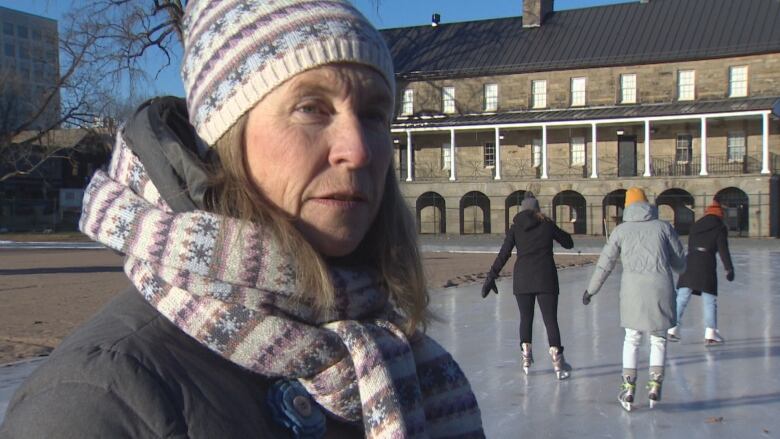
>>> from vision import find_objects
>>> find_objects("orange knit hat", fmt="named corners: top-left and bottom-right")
top-left (624, 187), bottom-right (648, 208)
top-left (704, 200), bottom-right (724, 218)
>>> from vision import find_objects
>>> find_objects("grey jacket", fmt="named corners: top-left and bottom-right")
top-left (587, 202), bottom-right (686, 332)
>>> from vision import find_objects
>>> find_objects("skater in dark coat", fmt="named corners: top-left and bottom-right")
top-left (481, 193), bottom-right (574, 379)
top-left (668, 200), bottom-right (734, 344)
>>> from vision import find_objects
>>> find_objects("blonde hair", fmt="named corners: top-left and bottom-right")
top-left (207, 114), bottom-right (429, 333)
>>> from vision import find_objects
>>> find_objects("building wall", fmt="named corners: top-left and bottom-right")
top-left (399, 53), bottom-right (780, 114)
top-left (0, 6), bottom-right (60, 132)
top-left (399, 175), bottom-right (773, 237)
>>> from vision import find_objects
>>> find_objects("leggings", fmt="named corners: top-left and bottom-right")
top-left (514, 293), bottom-right (561, 348)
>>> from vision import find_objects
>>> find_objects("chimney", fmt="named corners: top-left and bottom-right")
top-left (523, 0), bottom-right (554, 28)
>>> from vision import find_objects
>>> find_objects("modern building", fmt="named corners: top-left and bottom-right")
top-left (0, 6), bottom-right (60, 133)
top-left (381, 0), bottom-right (780, 237)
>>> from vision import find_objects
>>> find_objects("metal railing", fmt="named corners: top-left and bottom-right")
top-left (547, 157), bottom-right (588, 178)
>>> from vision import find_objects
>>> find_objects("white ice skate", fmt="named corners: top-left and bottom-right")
top-left (667, 326), bottom-right (680, 342)
top-left (618, 376), bottom-right (636, 412)
top-left (521, 343), bottom-right (533, 375)
top-left (704, 328), bottom-right (724, 346)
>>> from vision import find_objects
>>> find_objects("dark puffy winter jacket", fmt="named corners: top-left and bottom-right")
top-left (0, 97), bottom-right (363, 438)
top-left (489, 210), bottom-right (574, 295)
top-left (677, 214), bottom-right (734, 295)
top-left (0, 290), bottom-right (362, 438)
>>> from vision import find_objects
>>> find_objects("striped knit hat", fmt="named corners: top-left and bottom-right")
top-left (181, 0), bottom-right (396, 146)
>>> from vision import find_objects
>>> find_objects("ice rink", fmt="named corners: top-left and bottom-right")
top-left (2, 240), bottom-right (779, 437)
top-left (428, 245), bottom-right (779, 438)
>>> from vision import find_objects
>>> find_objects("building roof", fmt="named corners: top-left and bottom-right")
top-left (392, 96), bottom-right (780, 130)
top-left (381, 0), bottom-right (780, 80)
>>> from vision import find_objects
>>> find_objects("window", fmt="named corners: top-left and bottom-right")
top-left (17, 26), bottom-right (28, 39)
top-left (620, 73), bottom-right (637, 104)
top-left (678, 70), bottom-right (695, 101)
top-left (532, 139), bottom-right (542, 167)
top-left (676, 134), bottom-right (693, 163)
top-left (18, 43), bottom-right (29, 60)
top-left (484, 142), bottom-right (496, 167)
top-left (4, 43), bottom-right (14, 57)
top-left (570, 137), bottom-right (585, 166)
top-left (571, 77), bottom-right (586, 107)
top-left (442, 86), bottom-right (455, 114)
top-left (442, 143), bottom-right (451, 170)
top-left (532, 80), bottom-right (547, 109)
top-left (727, 132), bottom-right (746, 162)
top-left (3, 22), bottom-right (13, 36)
top-left (32, 29), bottom-right (42, 41)
top-left (729, 66), bottom-right (748, 98)
top-left (401, 89), bottom-right (413, 116)
top-left (484, 83), bottom-right (498, 111)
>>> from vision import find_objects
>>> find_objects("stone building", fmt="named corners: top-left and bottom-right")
top-left (380, 0), bottom-right (780, 237)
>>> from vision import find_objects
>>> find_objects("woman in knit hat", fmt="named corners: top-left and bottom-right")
top-left (481, 192), bottom-right (575, 380)
top-left (582, 187), bottom-right (686, 411)
top-left (669, 199), bottom-right (735, 345)
top-left (0, 1), bottom-right (484, 438)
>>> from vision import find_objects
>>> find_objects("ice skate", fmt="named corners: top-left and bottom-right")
top-left (618, 375), bottom-right (636, 412)
top-left (548, 346), bottom-right (571, 380)
top-left (667, 326), bottom-right (680, 342)
top-left (647, 373), bottom-right (664, 408)
top-left (704, 327), bottom-right (724, 346)
top-left (521, 343), bottom-right (534, 375)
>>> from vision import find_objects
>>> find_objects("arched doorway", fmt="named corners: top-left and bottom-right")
top-left (416, 192), bottom-right (446, 234)
top-left (656, 188), bottom-right (695, 235)
top-left (460, 191), bottom-right (490, 234)
top-left (602, 189), bottom-right (627, 236)
top-left (505, 190), bottom-right (527, 231)
top-left (715, 187), bottom-right (749, 236)
top-left (552, 190), bottom-right (586, 235)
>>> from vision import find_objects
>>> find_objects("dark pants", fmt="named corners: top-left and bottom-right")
top-left (514, 293), bottom-right (562, 348)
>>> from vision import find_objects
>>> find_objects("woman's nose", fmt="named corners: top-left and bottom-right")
top-left (328, 112), bottom-right (372, 169)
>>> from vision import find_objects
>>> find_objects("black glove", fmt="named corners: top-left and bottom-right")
top-left (481, 276), bottom-right (498, 298)
top-left (726, 270), bottom-right (735, 282)
top-left (582, 290), bottom-right (592, 305)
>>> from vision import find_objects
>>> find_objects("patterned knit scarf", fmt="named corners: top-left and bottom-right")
top-left (80, 132), bottom-right (484, 438)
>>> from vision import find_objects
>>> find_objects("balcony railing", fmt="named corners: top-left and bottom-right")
top-left (403, 151), bottom-right (773, 183)
top-left (650, 153), bottom-right (764, 176)
top-left (548, 157), bottom-right (588, 178)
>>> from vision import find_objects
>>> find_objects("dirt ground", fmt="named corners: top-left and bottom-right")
top-left (0, 248), bottom-right (595, 363)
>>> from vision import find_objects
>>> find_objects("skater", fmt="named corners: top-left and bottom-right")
top-left (582, 187), bottom-right (686, 411)
top-left (668, 199), bottom-right (734, 345)
top-left (0, 1), bottom-right (485, 437)
top-left (481, 193), bottom-right (574, 379)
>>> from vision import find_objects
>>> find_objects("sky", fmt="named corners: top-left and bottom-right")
top-left (0, 0), bottom-right (631, 98)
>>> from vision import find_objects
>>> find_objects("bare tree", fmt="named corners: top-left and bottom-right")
top-left (1, 0), bottom-right (386, 183)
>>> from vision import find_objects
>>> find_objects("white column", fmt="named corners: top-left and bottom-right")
top-left (762, 112), bottom-right (771, 174)
top-left (541, 125), bottom-right (549, 179)
top-left (406, 130), bottom-right (413, 182)
top-left (449, 129), bottom-right (456, 181)
top-left (590, 123), bottom-right (598, 178)
top-left (494, 127), bottom-right (501, 180)
top-left (699, 117), bottom-right (708, 176)
top-left (644, 119), bottom-right (652, 177)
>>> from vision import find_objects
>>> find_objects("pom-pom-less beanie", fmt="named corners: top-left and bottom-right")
top-left (181, 0), bottom-right (396, 146)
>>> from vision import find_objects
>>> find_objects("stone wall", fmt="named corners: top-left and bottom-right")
top-left (399, 54), bottom-right (780, 114)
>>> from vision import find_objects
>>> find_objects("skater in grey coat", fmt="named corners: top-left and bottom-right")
top-left (582, 187), bottom-right (686, 411)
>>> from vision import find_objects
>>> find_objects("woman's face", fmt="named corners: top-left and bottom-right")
top-left (244, 64), bottom-right (394, 257)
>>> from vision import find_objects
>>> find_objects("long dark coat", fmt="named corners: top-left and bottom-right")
top-left (0, 290), bottom-right (363, 438)
top-left (677, 214), bottom-right (734, 295)
top-left (489, 210), bottom-right (574, 295)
